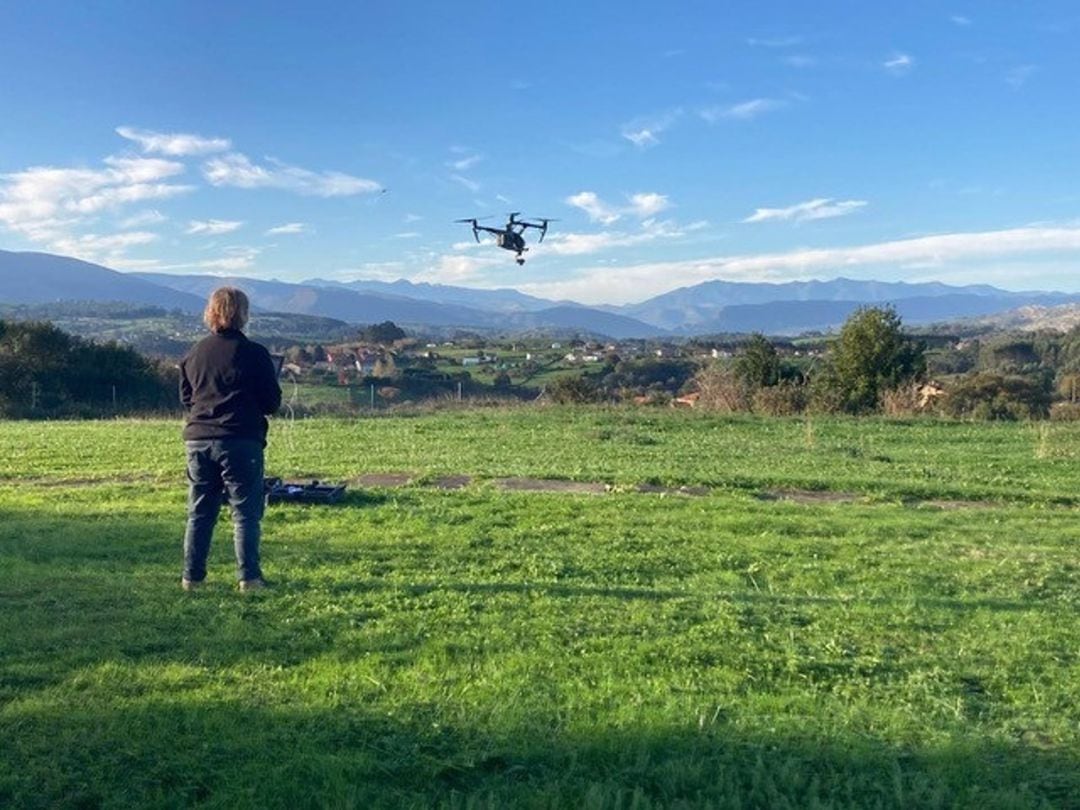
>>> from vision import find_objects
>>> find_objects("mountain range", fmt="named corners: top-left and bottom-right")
top-left (2, 248), bottom-right (1079, 338)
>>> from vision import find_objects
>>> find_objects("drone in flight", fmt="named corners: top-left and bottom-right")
top-left (456, 212), bottom-right (556, 265)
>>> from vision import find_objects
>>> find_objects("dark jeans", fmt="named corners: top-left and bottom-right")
top-left (183, 438), bottom-right (265, 583)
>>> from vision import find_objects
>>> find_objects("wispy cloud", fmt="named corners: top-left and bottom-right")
top-left (413, 253), bottom-right (505, 285)
top-left (203, 153), bottom-right (382, 196)
top-left (620, 109), bottom-right (683, 148)
top-left (517, 225), bottom-right (1080, 305)
top-left (700, 98), bottom-right (787, 122)
top-left (448, 154), bottom-right (482, 172)
top-left (566, 191), bottom-right (671, 225)
top-left (743, 198), bottom-right (867, 224)
top-left (538, 218), bottom-right (693, 257)
top-left (49, 231), bottom-right (158, 259)
top-left (883, 53), bottom-right (914, 75)
top-left (187, 219), bottom-right (244, 235)
top-left (785, 55), bottom-right (818, 68)
top-left (265, 222), bottom-right (307, 235)
top-left (116, 126), bottom-right (231, 156)
top-left (195, 245), bottom-right (261, 272)
top-left (1006, 65), bottom-right (1038, 88)
top-left (119, 209), bottom-right (167, 228)
top-left (449, 174), bottom-right (481, 193)
top-left (950, 14), bottom-right (972, 26)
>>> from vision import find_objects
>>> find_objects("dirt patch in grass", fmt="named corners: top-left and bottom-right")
top-left (494, 478), bottom-right (610, 494)
top-left (432, 475), bottom-right (473, 490)
top-left (915, 498), bottom-right (1001, 510)
top-left (758, 489), bottom-right (862, 504)
top-left (636, 483), bottom-right (711, 497)
top-left (351, 473), bottom-right (413, 488)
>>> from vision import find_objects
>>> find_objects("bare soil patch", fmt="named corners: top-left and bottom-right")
top-left (915, 499), bottom-right (1001, 510)
top-left (352, 473), bottom-right (413, 488)
top-left (494, 477), bottom-right (610, 494)
top-left (758, 489), bottom-right (861, 504)
top-left (432, 475), bottom-right (473, 490)
top-left (636, 483), bottom-right (711, 497)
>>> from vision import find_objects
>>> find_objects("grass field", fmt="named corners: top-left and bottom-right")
top-left (1, 408), bottom-right (1078, 808)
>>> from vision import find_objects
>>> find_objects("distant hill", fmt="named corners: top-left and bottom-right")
top-left (304, 277), bottom-right (558, 313)
top-left (960, 303), bottom-right (1080, 333)
top-left (5, 249), bottom-right (1079, 338)
top-left (136, 272), bottom-right (663, 338)
top-left (691, 294), bottom-right (1080, 336)
top-left (0, 249), bottom-right (205, 312)
top-left (622, 277), bottom-right (1080, 333)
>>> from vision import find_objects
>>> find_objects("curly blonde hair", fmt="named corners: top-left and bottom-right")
top-left (203, 287), bottom-right (250, 332)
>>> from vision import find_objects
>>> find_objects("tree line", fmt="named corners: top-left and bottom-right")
top-left (549, 306), bottom-right (1080, 420)
top-left (0, 320), bottom-right (177, 418)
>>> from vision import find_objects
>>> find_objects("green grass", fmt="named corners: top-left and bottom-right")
top-left (1, 408), bottom-right (1078, 808)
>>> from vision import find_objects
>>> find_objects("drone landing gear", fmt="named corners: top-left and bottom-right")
top-left (516, 256), bottom-right (525, 266)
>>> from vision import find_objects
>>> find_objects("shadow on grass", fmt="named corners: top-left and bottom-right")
top-left (1, 699), bottom-right (1076, 809)
top-left (2, 502), bottom-right (1077, 808)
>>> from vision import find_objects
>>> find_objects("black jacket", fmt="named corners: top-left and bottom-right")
top-left (179, 329), bottom-right (282, 444)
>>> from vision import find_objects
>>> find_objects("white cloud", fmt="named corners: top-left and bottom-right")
top-left (120, 209), bottom-right (167, 228)
top-left (623, 129), bottom-right (660, 148)
top-left (700, 98), bottom-right (786, 122)
top-left (566, 191), bottom-right (622, 224)
top-left (517, 225), bottom-right (1080, 305)
top-left (117, 126), bottom-right (231, 156)
top-left (785, 55), bottom-right (818, 68)
top-left (49, 231), bottom-right (158, 255)
top-left (202, 153), bottom-right (382, 196)
top-left (265, 222), bottom-right (307, 235)
top-left (883, 53), bottom-right (914, 75)
top-left (629, 192), bottom-right (671, 219)
top-left (187, 219), bottom-right (244, 235)
top-left (743, 198), bottom-right (867, 223)
top-left (392, 231), bottom-right (421, 239)
top-left (448, 154), bottom-right (482, 171)
top-left (950, 14), bottom-right (972, 26)
top-left (0, 157), bottom-right (191, 264)
top-left (566, 191), bottom-right (671, 225)
top-left (195, 245), bottom-right (261, 272)
top-left (449, 174), bottom-right (481, 192)
top-left (537, 218), bottom-right (692, 257)
top-left (414, 253), bottom-right (504, 285)
top-left (621, 109), bottom-right (682, 148)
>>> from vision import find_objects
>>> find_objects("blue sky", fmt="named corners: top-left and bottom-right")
top-left (2, 1), bottom-right (1079, 304)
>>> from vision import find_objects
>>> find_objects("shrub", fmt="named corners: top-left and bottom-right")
top-left (752, 382), bottom-right (808, 416)
top-left (546, 375), bottom-right (603, 404)
top-left (692, 364), bottom-right (751, 413)
top-left (941, 372), bottom-right (1051, 421)
top-left (1050, 402), bottom-right (1080, 421)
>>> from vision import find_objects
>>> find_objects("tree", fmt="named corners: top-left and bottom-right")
top-left (827, 306), bottom-right (926, 413)
top-left (359, 321), bottom-right (406, 344)
top-left (733, 333), bottom-right (780, 389)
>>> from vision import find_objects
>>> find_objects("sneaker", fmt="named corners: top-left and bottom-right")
top-left (181, 578), bottom-right (204, 591)
top-left (238, 577), bottom-right (268, 592)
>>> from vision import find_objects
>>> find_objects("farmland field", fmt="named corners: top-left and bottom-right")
top-left (1, 408), bottom-right (1078, 808)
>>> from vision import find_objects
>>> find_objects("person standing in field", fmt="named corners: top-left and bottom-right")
top-left (179, 287), bottom-right (281, 592)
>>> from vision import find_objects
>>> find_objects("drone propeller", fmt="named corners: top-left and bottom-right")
top-left (524, 217), bottom-right (558, 242)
